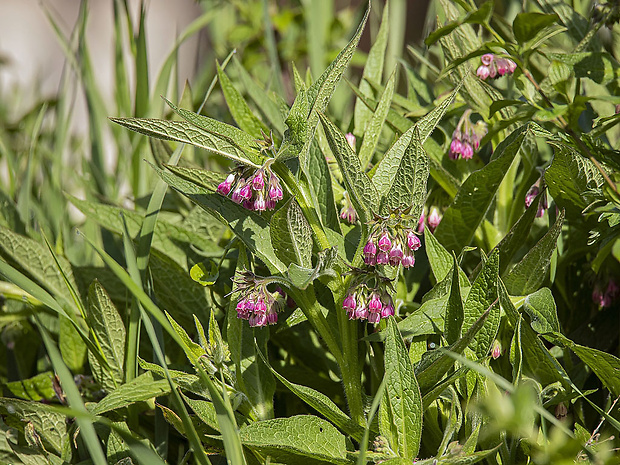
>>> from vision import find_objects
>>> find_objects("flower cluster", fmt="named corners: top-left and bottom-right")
top-left (593, 279), bottom-right (619, 308)
top-left (449, 110), bottom-right (488, 160)
top-left (525, 179), bottom-right (549, 218)
top-left (340, 191), bottom-right (357, 224)
top-left (233, 271), bottom-right (283, 327)
top-left (363, 226), bottom-right (421, 268)
top-left (343, 280), bottom-right (395, 324)
top-left (476, 53), bottom-right (516, 80)
top-left (217, 164), bottom-right (283, 212)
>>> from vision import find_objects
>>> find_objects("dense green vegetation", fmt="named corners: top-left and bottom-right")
top-left (1, 0), bottom-right (619, 463)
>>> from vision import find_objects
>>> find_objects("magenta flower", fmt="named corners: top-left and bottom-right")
top-left (388, 243), bottom-right (403, 266)
top-left (233, 271), bottom-right (282, 327)
top-left (343, 281), bottom-right (395, 324)
top-left (476, 53), bottom-right (516, 81)
top-left (363, 240), bottom-right (377, 265)
top-left (378, 231), bottom-right (392, 252)
top-left (218, 164), bottom-right (284, 212)
top-left (428, 207), bottom-right (441, 232)
top-left (345, 132), bottom-right (356, 151)
top-left (407, 230), bottom-right (421, 251)
top-left (217, 173), bottom-right (236, 195)
top-left (449, 110), bottom-right (487, 161)
top-left (401, 252), bottom-right (415, 268)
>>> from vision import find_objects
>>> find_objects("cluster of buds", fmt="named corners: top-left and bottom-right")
top-left (340, 191), bottom-right (357, 224)
top-left (449, 110), bottom-right (488, 160)
top-left (233, 271), bottom-right (284, 327)
top-left (217, 163), bottom-right (284, 212)
top-left (525, 179), bottom-right (549, 218)
top-left (476, 53), bottom-right (517, 80)
top-left (363, 226), bottom-right (421, 268)
top-left (592, 279), bottom-right (619, 308)
top-left (342, 274), bottom-right (395, 324)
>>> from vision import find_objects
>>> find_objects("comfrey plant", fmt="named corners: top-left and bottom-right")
top-left (4, 1), bottom-right (620, 465)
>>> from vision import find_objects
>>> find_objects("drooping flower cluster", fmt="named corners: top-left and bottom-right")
top-left (476, 53), bottom-right (516, 80)
top-left (363, 225), bottom-right (421, 268)
top-left (449, 110), bottom-right (488, 160)
top-left (592, 279), bottom-right (619, 308)
top-left (217, 163), bottom-right (283, 212)
top-left (525, 179), bottom-right (549, 218)
top-left (233, 271), bottom-right (284, 327)
top-left (343, 275), bottom-right (395, 324)
top-left (340, 191), bottom-right (357, 224)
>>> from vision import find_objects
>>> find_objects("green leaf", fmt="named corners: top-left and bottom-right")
top-left (372, 83), bottom-right (461, 204)
top-left (92, 372), bottom-right (170, 415)
top-left (59, 315), bottom-right (87, 373)
top-left (86, 281), bottom-right (125, 392)
top-left (534, 0), bottom-right (598, 47)
top-left (216, 61), bottom-right (269, 138)
top-left (190, 260), bottom-right (219, 286)
top-left (545, 145), bottom-right (605, 214)
top-left (379, 317), bottom-right (422, 460)
top-left (232, 56), bottom-right (286, 134)
top-left (153, 165), bottom-right (285, 273)
top-left (239, 415), bottom-right (348, 464)
top-left (416, 307), bottom-right (491, 394)
top-left (306, 140), bottom-right (341, 232)
top-left (435, 124), bottom-right (530, 253)
top-left (358, 69), bottom-right (396, 168)
top-left (109, 116), bottom-right (263, 166)
top-left (5, 372), bottom-right (55, 401)
top-left (68, 195), bottom-right (220, 266)
top-left (0, 226), bottom-right (79, 309)
top-left (424, 1), bottom-right (494, 46)
top-left (163, 97), bottom-right (262, 155)
top-left (380, 127), bottom-right (428, 217)
top-left (277, 88), bottom-right (308, 161)
top-left (257, 348), bottom-right (365, 442)
top-left (319, 112), bottom-right (379, 223)
top-left (354, 0), bottom-right (389, 136)
top-left (445, 255), bottom-right (464, 345)
top-left (424, 229), bottom-right (469, 286)
top-left (462, 250), bottom-right (500, 358)
top-left (513, 12), bottom-right (558, 44)
top-left (287, 247), bottom-right (339, 290)
top-left (299, 5), bottom-right (370, 170)
top-left (166, 310), bottom-right (206, 365)
top-left (551, 333), bottom-right (620, 398)
top-left (522, 287), bottom-right (559, 334)
top-left (270, 199), bottom-right (313, 268)
top-left (0, 399), bottom-right (67, 456)
top-left (504, 209), bottom-right (565, 295)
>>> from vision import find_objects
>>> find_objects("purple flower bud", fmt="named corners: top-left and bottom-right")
top-left (401, 253), bottom-right (415, 268)
top-left (345, 132), bottom-right (356, 151)
top-left (407, 231), bottom-right (421, 251)
top-left (525, 185), bottom-right (540, 208)
top-left (496, 59), bottom-right (509, 76)
top-left (461, 143), bottom-right (473, 160)
top-left (377, 231), bottom-right (392, 252)
top-left (231, 179), bottom-right (246, 203)
top-left (250, 313), bottom-right (267, 327)
top-left (376, 251), bottom-right (389, 265)
top-left (418, 213), bottom-right (425, 233)
top-left (381, 301), bottom-right (394, 318)
top-left (243, 200), bottom-right (255, 211)
top-left (255, 298), bottom-right (267, 314)
top-left (488, 65), bottom-right (497, 79)
top-left (240, 183), bottom-right (253, 200)
top-left (217, 173), bottom-right (236, 195)
top-left (340, 206), bottom-right (357, 223)
top-left (252, 170), bottom-right (265, 190)
top-left (428, 207), bottom-right (441, 232)
top-left (388, 243), bottom-right (403, 266)
top-left (355, 304), bottom-right (369, 320)
top-left (507, 59), bottom-right (517, 74)
top-left (491, 340), bottom-right (502, 359)
top-left (267, 312), bottom-right (278, 325)
top-left (476, 65), bottom-right (490, 80)
top-left (363, 240), bottom-right (377, 264)
top-left (449, 138), bottom-right (463, 159)
top-left (343, 294), bottom-right (356, 311)
top-left (481, 53), bottom-right (494, 66)
top-left (368, 312), bottom-right (381, 324)
top-left (368, 293), bottom-right (382, 312)
top-left (266, 199), bottom-right (277, 210)
top-left (268, 176), bottom-right (284, 201)
top-left (254, 193), bottom-right (266, 212)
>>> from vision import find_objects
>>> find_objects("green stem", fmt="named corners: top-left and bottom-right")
top-left (272, 163), bottom-right (331, 250)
